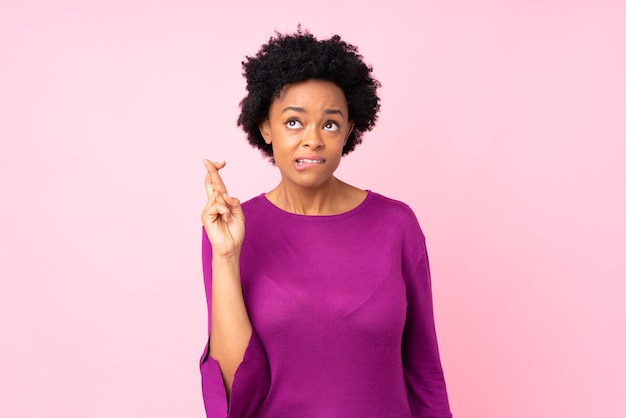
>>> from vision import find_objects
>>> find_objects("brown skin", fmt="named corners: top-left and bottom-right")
top-left (201, 79), bottom-right (366, 397)
top-left (259, 79), bottom-right (366, 214)
top-left (201, 160), bottom-right (250, 399)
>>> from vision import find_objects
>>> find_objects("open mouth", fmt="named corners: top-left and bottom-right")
top-left (296, 159), bottom-right (325, 165)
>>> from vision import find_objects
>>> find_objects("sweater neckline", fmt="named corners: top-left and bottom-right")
top-left (258, 190), bottom-right (374, 221)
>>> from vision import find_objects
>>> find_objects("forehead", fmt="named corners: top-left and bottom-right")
top-left (271, 79), bottom-right (348, 111)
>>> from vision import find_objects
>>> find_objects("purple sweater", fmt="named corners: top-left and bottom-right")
top-left (200, 191), bottom-right (452, 417)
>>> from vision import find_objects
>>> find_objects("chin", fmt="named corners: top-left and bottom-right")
top-left (299, 176), bottom-right (336, 190)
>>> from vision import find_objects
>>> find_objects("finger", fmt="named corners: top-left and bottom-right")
top-left (214, 201), bottom-right (232, 223)
top-left (203, 160), bottom-right (225, 197)
top-left (202, 195), bottom-right (232, 224)
top-left (202, 159), bottom-right (225, 169)
top-left (223, 193), bottom-right (243, 217)
top-left (203, 160), bottom-right (226, 193)
top-left (203, 159), bottom-right (228, 195)
top-left (205, 171), bottom-right (214, 197)
top-left (207, 189), bottom-right (227, 212)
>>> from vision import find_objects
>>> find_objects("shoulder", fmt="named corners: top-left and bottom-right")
top-left (240, 194), bottom-right (281, 227)
top-left (365, 191), bottom-right (427, 245)
top-left (241, 193), bottom-right (267, 212)
top-left (367, 192), bottom-right (421, 224)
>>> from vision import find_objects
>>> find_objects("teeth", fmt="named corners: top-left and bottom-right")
top-left (297, 159), bottom-right (324, 164)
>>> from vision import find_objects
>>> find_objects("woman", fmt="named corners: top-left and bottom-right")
top-left (200, 29), bottom-right (452, 417)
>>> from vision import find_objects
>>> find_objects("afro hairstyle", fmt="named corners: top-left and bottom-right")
top-left (237, 28), bottom-right (381, 161)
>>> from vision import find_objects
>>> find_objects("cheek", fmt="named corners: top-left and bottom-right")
top-left (271, 142), bottom-right (294, 166)
top-left (330, 138), bottom-right (346, 155)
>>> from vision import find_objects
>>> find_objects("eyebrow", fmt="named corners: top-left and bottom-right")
top-left (281, 106), bottom-right (345, 118)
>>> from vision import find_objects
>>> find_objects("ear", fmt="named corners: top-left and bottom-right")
top-left (259, 119), bottom-right (272, 144)
top-left (344, 121), bottom-right (354, 144)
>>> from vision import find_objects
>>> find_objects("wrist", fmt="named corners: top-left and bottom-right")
top-left (212, 251), bottom-right (241, 265)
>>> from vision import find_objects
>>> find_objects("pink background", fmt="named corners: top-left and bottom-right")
top-left (1, 0), bottom-right (625, 417)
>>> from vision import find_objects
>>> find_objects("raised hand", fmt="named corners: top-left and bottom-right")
top-left (201, 160), bottom-right (245, 257)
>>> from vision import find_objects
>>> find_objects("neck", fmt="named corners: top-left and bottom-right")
top-left (267, 177), bottom-right (348, 215)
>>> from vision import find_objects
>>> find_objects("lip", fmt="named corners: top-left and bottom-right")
top-left (294, 156), bottom-right (326, 170)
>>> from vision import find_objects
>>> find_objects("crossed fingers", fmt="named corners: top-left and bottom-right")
top-left (204, 160), bottom-right (228, 196)
top-left (203, 159), bottom-right (235, 223)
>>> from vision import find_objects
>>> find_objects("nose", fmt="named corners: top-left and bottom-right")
top-left (302, 127), bottom-right (324, 149)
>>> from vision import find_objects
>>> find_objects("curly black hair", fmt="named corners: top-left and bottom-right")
top-left (237, 28), bottom-right (381, 160)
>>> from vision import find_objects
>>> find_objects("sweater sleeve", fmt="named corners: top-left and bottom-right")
top-left (401, 213), bottom-right (453, 418)
top-left (200, 228), bottom-right (271, 418)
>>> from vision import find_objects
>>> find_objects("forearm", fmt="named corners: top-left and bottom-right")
top-left (210, 253), bottom-right (252, 396)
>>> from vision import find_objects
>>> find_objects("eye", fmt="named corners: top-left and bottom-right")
top-left (286, 119), bottom-right (302, 129)
top-left (323, 121), bottom-right (339, 132)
